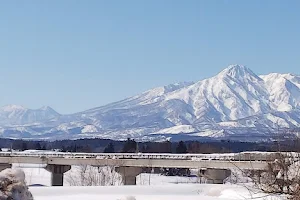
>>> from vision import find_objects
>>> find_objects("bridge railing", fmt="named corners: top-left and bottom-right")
top-left (0, 151), bottom-right (296, 162)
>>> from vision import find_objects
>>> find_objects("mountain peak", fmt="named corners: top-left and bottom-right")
top-left (39, 106), bottom-right (60, 114)
top-left (221, 64), bottom-right (251, 75)
top-left (227, 64), bottom-right (247, 69)
top-left (1, 105), bottom-right (27, 112)
top-left (218, 64), bottom-right (260, 81)
top-left (0, 104), bottom-right (60, 125)
top-left (40, 106), bottom-right (52, 110)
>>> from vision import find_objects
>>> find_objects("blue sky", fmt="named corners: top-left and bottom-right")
top-left (0, 1), bottom-right (299, 114)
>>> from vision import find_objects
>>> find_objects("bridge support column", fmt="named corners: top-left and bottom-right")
top-left (198, 168), bottom-right (231, 184)
top-left (116, 166), bottom-right (142, 185)
top-left (45, 164), bottom-right (71, 186)
top-left (0, 163), bottom-right (11, 171)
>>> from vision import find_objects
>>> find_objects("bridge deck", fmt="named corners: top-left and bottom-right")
top-left (0, 151), bottom-right (280, 170)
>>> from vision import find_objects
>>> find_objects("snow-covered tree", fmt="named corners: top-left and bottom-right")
top-left (0, 168), bottom-right (33, 200)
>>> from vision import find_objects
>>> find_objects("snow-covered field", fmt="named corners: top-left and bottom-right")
top-left (10, 164), bottom-right (284, 200)
top-left (30, 184), bottom-right (282, 200)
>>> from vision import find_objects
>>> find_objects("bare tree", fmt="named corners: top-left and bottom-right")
top-left (245, 152), bottom-right (300, 199)
top-left (65, 165), bottom-right (122, 186)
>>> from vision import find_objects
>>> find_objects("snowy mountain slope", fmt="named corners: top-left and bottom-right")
top-left (260, 73), bottom-right (300, 111)
top-left (81, 81), bottom-right (194, 113)
top-left (0, 105), bottom-right (60, 125)
top-left (232, 109), bottom-right (300, 129)
top-left (165, 65), bottom-right (271, 123)
top-left (0, 65), bottom-right (299, 141)
top-left (152, 125), bottom-right (197, 135)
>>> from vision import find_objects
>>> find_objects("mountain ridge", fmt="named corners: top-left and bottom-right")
top-left (0, 64), bottom-right (299, 141)
top-left (0, 105), bottom-right (60, 126)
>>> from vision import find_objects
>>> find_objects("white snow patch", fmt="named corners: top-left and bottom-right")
top-left (152, 125), bottom-right (197, 134)
top-left (81, 125), bottom-right (98, 133)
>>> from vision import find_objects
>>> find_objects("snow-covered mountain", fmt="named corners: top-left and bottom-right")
top-left (0, 65), bottom-right (299, 141)
top-left (260, 73), bottom-right (300, 111)
top-left (0, 105), bottom-right (60, 125)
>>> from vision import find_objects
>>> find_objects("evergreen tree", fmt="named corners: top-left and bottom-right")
top-left (122, 138), bottom-right (137, 153)
top-left (162, 141), bottom-right (172, 153)
top-left (35, 142), bottom-right (42, 150)
top-left (83, 145), bottom-right (93, 153)
top-left (141, 144), bottom-right (149, 153)
top-left (61, 145), bottom-right (67, 152)
top-left (72, 144), bottom-right (78, 152)
top-left (104, 142), bottom-right (115, 153)
top-left (41, 144), bottom-right (47, 150)
top-left (21, 142), bottom-right (28, 151)
top-left (176, 141), bottom-right (187, 154)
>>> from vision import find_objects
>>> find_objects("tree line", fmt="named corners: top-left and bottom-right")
top-left (3, 137), bottom-right (300, 154)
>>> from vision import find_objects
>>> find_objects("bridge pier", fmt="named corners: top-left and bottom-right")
top-left (116, 166), bottom-right (142, 185)
top-left (198, 168), bottom-right (231, 184)
top-left (45, 164), bottom-right (71, 186)
top-left (0, 163), bottom-right (11, 171)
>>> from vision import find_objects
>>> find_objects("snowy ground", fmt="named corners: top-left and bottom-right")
top-left (30, 184), bottom-right (283, 200)
top-left (12, 163), bottom-right (202, 186)
top-left (11, 164), bottom-right (284, 200)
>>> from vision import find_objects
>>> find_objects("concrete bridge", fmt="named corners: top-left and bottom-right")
top-left (0, 151), bottom-right (283, 186)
